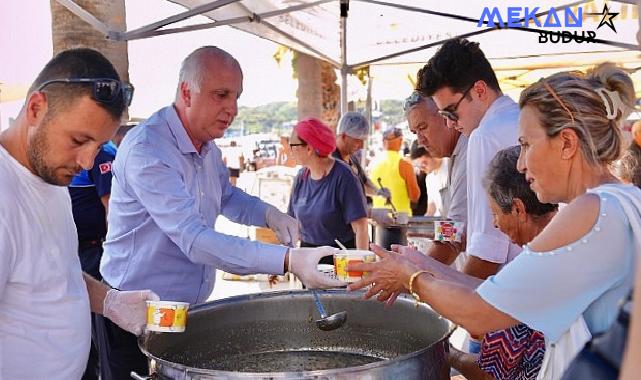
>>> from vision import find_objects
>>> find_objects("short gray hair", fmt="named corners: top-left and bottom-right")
top-left (403, 90), bottom-right (438, 117)
top-left (178, 46), bottom-right (241, 93)
top-left (484, 146), bottom-right (558, 215)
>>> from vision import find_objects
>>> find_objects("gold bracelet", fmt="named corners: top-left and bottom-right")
top-left (408, 270), bottom-right (431, 300)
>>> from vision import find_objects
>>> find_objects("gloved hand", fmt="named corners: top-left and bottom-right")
top-left (369, 207), bottom-right (395, 225)
top-left (288, 247), bottom-right (347, 289)
top-left (375, 187), bottom-right (392, 201)
top-left (265, 205), bottom-right (300, 246)
top-left (103, 289), bottom-right (159, 335)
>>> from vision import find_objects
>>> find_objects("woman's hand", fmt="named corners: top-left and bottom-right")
top-left (347, 244), bottom-right (419, 302)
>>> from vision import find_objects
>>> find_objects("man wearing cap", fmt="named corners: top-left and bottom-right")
top-left (334, 112), bottom-right (389, 199)
top-left (98, 46), bottom-right (343, 379)
top-left (334, 112), bottom-right (395, 224)
top-left (370, 127), bottom-right (420, 215)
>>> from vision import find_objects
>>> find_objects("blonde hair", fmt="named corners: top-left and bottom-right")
top-left (519, 63), bottom-right (636, 166)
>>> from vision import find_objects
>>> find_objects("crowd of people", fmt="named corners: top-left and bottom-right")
top-left (348, 39), bottom-right (641, 380)
top-left (2, 37), bottom-right (641, 380)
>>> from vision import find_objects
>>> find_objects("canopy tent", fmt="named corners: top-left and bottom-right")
top-left (56, 0), bottom-right (641, 111)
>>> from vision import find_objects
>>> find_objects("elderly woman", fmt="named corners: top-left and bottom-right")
top-left (349, 63), bottom-right (641, 378)
top-left (287, 118), bottom-right (369, 263)
top-left (450, 145), bottom-right (557, 380)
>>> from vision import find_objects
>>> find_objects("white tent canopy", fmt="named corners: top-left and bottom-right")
top-left (57, 0), bottom-right (641, 110)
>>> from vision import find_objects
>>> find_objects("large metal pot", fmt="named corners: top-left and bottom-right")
top-left (138, 290), bottom-right (454, 379)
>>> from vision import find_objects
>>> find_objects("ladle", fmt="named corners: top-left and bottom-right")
top-left (309, 238), bottom-right (348, 331)
top-left (312, 290), bottom-right (347, 331)
top-left (376, 177), bottom-right (397, 216)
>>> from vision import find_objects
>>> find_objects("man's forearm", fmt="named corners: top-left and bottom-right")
top-left (427, 241), bottom-right (462, 265)
top-left (83, 272), bottom-right (109, 314)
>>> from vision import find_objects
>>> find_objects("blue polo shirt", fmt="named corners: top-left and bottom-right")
top-left (68, 142), bottom-right (117, 241)
top-left (288, 160), bottom-right (367, 246)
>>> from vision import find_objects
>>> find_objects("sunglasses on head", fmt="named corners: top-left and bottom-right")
top-left (437, 85), bottom-right (474, 122)
top-left (403, 91), bottom-right (423, 113)
top-left (37, 78), bottom-right (134, 107)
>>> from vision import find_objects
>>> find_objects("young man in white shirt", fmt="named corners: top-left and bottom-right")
top-left (0, 48), bottom-right (157, 380)
top-left (416, 38), bottom-right (521, 280)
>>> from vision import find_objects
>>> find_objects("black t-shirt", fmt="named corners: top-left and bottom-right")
top-left (332, 149), bottom-right (369, 195)
top-left (412, 171), bottom-right (428, 216)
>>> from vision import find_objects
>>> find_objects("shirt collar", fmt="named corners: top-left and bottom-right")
top-left (452, 134), bottom-right (468, 158)
top-left (165, 105), bottom-right (212, 157)
top-left (481, 95), bottom-right (516, 124)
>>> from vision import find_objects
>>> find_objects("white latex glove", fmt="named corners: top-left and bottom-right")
top-left (288, 247), bottom-right (347, 289)
top-left (375, 187), bottom-right (392, 201)
top-left (370, 207), bottom-right (395, 225)
top-left (103, 289), bottom-right (159, 336)
top-left (265, 205), bottom-right (300, 246)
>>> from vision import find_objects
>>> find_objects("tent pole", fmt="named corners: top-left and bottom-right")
top-left (340, 0), bottom-right (349, 115)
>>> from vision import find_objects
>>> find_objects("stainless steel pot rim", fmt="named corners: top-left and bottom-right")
top-left (139, 289), bottom-right (456, 377)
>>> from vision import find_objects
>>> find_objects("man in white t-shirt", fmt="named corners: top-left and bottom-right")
top-left (416, 38), bottom-right (521, 282)
top-left (0, 48), bottom-right (157, 380)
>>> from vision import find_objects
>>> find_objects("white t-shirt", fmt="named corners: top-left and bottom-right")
top-left (466, 96), bottom-right (522, 264)
top-left (0, 145), bottom-right (90, 379)
top-left (224, 146), bottom-right (244, 169)
top-left (425, 158), bottom-right (449, 217)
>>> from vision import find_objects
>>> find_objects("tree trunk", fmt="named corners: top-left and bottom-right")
top-left (50, 0), bottom-right (129, 97)
top-left (296, 52), bottom-right (340, 132)
top-left (296, 52), bottom-right (323, 122)
top-left (320, 60), bottom-right (340, 132)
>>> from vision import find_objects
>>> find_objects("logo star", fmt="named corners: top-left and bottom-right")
top-left (595, 4), bottom-right (619, 33)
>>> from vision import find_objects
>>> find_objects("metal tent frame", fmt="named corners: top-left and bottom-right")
top-left (55, 0), bottom-right (640, 114)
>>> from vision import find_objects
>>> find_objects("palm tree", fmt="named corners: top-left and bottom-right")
top-left (50, 0), bottom-right (129, 94)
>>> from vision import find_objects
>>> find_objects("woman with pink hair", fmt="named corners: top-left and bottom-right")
top-left (287, 118), bottom-right (369, 262)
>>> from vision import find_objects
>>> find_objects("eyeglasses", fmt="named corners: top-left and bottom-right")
top-left (403, 91), bottom-right (423, 113)
top-left (37, 78), bottom-right (134, 107)
top-left (437, 85), bottom-right (474, 122)
top-left (289, 142), bottom-right (307, 148)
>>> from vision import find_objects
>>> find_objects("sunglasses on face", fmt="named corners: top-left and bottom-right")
top-left (437, 85), bottom-right (474, 122)
top-left (289, 142), bottom-right (307, 148)
top-left (37, 78), bottom-right (134, 107)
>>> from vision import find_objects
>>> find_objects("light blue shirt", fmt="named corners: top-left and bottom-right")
top-left (101, 106), bottom-right (287, 304)
top-left (477, 184), bottom-right (639, 343)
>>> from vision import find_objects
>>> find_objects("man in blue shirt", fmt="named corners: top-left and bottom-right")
top-left (68, 141), bottom-right (117, 380)
top-left (97, 46), bottom-right (342, 379)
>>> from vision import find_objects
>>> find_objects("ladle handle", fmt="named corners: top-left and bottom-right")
top-left (130, 371), bottom-right (151, 380)
top-left (376, 178), bottom-right (397, 213)
top-left (312, 290), bottom-right (328, 319)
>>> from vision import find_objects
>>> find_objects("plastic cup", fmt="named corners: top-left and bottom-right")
top-left (434, 220), bottom-right (464, 243)
top-left (333, 250), bottom-right (376, 282)
top-left (146, 301), bottom-right (189, 332)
